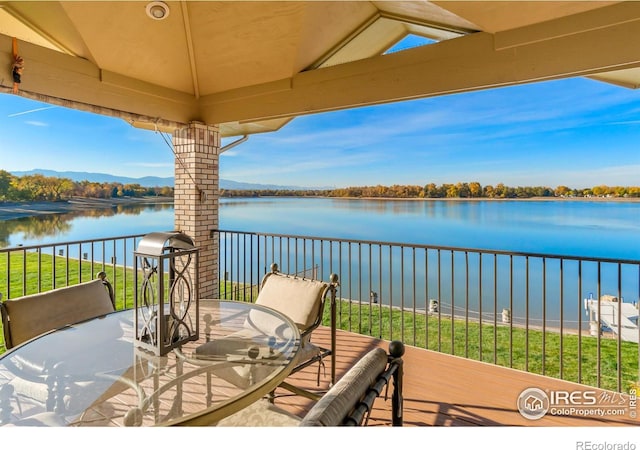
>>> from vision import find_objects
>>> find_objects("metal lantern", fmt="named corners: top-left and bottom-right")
top-left (134, 231), bottom-right (199, 356)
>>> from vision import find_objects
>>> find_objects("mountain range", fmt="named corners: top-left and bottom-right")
top-left (9, 169), bottom-right (321, 191)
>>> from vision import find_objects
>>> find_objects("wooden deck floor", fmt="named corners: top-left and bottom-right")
top-left (271, 326), bottom-right (639, 427)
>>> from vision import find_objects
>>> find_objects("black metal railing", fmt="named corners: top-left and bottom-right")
top-left (213, 229), bottom-right (640, 393)
top-left (0, 231), bottom-right (638, 393)
top-left (0, 234), bottom-right (145, 312)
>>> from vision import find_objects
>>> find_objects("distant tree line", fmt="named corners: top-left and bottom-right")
top-left (0, 170), bottom-right (174, 202)
top-left (3, 170), bottom-right (638, 202)
top-left (222, 182), bottom-right (640, 199)
top-left (221, 189), bottom-right (326, 198)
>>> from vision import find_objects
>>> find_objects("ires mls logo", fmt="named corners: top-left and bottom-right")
top-left (517, 386), bottom-right (632, 420)
top-left (549, 390), bottom-right (597, 405)
top-left (517, 387), bottom-right (550, 420)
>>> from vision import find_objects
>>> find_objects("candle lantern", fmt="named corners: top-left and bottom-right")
top-left (134, 231), bottom-right (199, 356)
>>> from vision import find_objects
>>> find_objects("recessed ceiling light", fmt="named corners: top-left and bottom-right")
top-left (146, 2), bottom-right (170, 21)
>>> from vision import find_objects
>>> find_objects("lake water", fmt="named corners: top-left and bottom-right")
top-left (1, 197), bottom-right (638, 327)
top-left (1, 197), bottom-right (638, 259)
top-left (220, 198), bottom-right (640, 260)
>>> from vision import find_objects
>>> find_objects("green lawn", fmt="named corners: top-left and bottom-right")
top-left (1, 251), bottom-right (637, 392)
top-left (0, 250), bottom-right (137, 310)
top-left (328, 300), bottom-right (639, 392)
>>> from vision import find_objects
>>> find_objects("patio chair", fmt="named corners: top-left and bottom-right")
top-left (215, 340), bottom-right (405, 426)
top-left (256, 263), bottom-right (339, 399)
top-left (195, 263), bottom-right (339, 399)
top-left (1, 271), bottom-right (115, 350)
top-left (0, 272), bottom-right (116, 415)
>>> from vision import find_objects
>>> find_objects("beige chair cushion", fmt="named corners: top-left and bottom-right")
top-left (255, 274), bottom-right (327, 331)
top-left (3, 279), bottom-right (115, 347)
top-left (216, 399), bottom-right (302, 427)
top-left (299, 347), bottom-right (388, 426)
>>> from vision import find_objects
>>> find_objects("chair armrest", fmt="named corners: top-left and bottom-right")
top-left (299, 340), bottom-right (405, 426)
top-left (344, 341), bottom-right (404, 426)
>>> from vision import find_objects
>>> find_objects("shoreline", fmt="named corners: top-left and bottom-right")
top-left (0, 197), bottom-right (173, 221)
top-left (317, 195), bottom-right (640, 203)
top-left (1, 195), bottom-right (638, 222)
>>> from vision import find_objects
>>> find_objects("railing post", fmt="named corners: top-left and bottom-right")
top-left (389, 340), bottom-right (405, 426)
top-left (329, 273), bottom-right (339, 386)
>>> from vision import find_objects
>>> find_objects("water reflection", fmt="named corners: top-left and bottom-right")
top-left (0, 215), bottom-right (72, 246)
top-left (0, 203), bottom-right (173, 248)
top-left (1, 198), bottom-right (639, 259)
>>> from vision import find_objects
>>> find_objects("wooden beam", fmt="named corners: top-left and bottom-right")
top-left (200, 2), bottom-right (640, 124)
top-left (2, 2), bottom-right (640, 130)
top-left (0, 34), bottom-right (197, 128)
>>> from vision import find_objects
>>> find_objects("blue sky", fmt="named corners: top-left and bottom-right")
top-left (1, 75), bottom-right (640, 189)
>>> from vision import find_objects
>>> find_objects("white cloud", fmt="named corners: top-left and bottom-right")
top-left (25, 120), bottom-right (48, 127)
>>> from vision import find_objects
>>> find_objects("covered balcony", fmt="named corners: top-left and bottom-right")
top-left (1, 0), bottom-right (639, 432)
top-left (0, 231), bottom-right (637, 427)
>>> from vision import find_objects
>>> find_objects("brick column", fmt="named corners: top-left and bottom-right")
top-left (172, 122), bottom-right (219, 300)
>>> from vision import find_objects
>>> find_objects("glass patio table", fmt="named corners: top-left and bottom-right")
top-left (0, 299), bottom-right (300, 426)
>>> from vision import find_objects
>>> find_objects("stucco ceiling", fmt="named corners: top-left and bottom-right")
top-left (1, 1), bottom-right (639, 137)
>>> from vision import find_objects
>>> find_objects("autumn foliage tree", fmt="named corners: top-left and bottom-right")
top-left (0, 172), bottom-right (173, 202)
